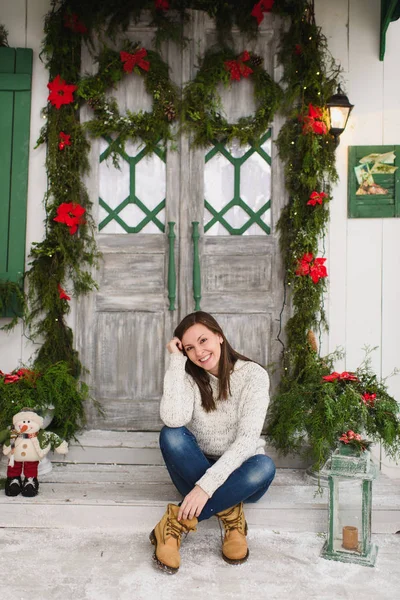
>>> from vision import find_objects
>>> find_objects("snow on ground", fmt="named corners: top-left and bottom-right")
top-left (0, 527), bottom-right (399, 600)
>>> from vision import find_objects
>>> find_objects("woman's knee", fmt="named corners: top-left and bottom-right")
top-left (159, 425), bottom-right (190, 454)
top-left (245, 454), bottom-right (276, 488)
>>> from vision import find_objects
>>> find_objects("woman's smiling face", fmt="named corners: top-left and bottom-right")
top-left (181, 323), bottom-right (223, 376)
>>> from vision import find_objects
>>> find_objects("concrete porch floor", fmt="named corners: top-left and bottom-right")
top-left (1, 526), bottom-right (399, 600)
top-left (1, 431), bottom-right (399, 599)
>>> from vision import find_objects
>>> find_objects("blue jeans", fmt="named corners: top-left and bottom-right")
top-left (159, 426), bottom-right (276, 522)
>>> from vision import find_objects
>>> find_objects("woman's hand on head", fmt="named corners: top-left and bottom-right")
top-left (166, 337), bottom-right (183, 355)
top-left (178, 485), bottom-right (209, 521)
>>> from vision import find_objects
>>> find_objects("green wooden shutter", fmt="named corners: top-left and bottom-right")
top-left (0, 47), bottom-right (32, 315)
top-left (348, 145), bottom-right (400, 218)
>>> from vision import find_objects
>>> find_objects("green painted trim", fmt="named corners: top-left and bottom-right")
top-left (98, 197), bottom-right (165, 233)
top-left (167, 222), bottom-right (176, 311)
top-left (380, 0), bottom-right (400, 61)
top-left (204, 131), bottom-right (271, 235)
top-left (0, 73), bottom-right (31, 91)
top-left (192, 221), bottom-right (201, 311)
top-left (0, 47), bottom-right (32, 317)
top-left (99, 135), bottom-right (166, 233)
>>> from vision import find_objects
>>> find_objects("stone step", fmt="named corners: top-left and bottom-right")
top-left (0, 462), bottom-right (398, 534)
top-left (51, 430), bottom-right (310, 468)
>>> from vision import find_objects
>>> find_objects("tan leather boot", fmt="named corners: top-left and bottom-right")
top-left (149, 503), bottom-right (198, 574)
top-left (216, 502), bottom-right (249, 564)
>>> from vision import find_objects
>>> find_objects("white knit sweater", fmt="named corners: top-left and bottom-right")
top-left (160, 353), bottom-right (270, 498)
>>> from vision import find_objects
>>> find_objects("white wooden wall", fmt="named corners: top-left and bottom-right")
top-left (0, 0), bottom-right (399, 475)
top-left (316, 0), bottom-right (400, 477)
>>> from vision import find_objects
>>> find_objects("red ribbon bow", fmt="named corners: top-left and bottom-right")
top-left (155, 0), bottom-right (169, 9)
top-left (251, 0), bottom-right (274, 25)
top-left (224, 51), bottom-right (253, 81)
top-left (120, 49), bottom-right (150, 74)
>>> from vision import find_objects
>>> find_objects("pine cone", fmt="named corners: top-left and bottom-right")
top-left (307, 330), bottom-right (318, 352)
top-left (249, 54), bottom-right (263, 68)
top-left (164, 101), bottom-right (176, 122)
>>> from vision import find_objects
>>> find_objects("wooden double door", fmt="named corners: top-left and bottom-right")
top-left (77, 11), bottom-right (287, 430)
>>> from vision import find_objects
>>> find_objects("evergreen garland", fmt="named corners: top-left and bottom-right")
top-left (182, 48), bottom-right (283, 147)
top-left (5, 0), bottom-right (358, 452)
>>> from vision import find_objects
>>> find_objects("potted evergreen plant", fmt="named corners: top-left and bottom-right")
top-left (266, 347), bottom-right (400, 473)
top-left (0, 361), bottom-right (88, 441)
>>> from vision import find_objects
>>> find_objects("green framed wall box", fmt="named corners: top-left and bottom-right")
top-left (348, 145), bottom-right (400, 218)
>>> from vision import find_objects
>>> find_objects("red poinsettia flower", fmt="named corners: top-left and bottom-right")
top-left (308, 104), bottom-right (323, 120)
top-left (301, 104), bottom-right (327, 135)
top-left (59, 132), bottom-right (72, 151)
top-left (64, 13), bottom-right (87, 34)
top-left (155, 0), bottom-right (169, 9)
top-left (58, 284), bottom-right (71, 301)
top-left (251, 0), bottom-right (274, 25)
top-left (224, 51), bottom-right (253, 81)
top-left (295, 252), bottom-right (314, 276)
top-left (307, 191), bottom-right (328, 206)
top-left (53, 202), bottom-right (86, 235)
top-left (312, 120), bottom-right (328, 135)
top-left (296, 253), bottom-right (327, 283)
top-left (47, 75), bottom-right (78, 110)
top-left (309, 257), bottom-right (327, 283)
top-left (4, 374), bottom-right (21, 384)
top-left (16, 368), bottom-right (35, 378)
top-left (362, 392), bottom-right (377, 406)
top-left (120, 49), bottom-right (150, 73)
top-left (323, 371), bottom-right (358, 382)
top-left (322, 372), bottom-right (341, 382)
top-left (340, 372), bottom-right (358, 381)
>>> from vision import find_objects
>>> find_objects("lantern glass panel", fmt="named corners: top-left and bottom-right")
top-left (333, 478), bottom-right (363, 554)
top-left (329, 106), bottom-right (350, 131)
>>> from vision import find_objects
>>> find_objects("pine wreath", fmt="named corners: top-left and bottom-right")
top-left (182, 48), bottom-right (283, 147)
top-left (77, 40), bottom-right (179, 163)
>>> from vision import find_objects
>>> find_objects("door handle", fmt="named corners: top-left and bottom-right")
top-left (167, 222), bottom-right (176, 311)
top-left (192, 221), bottom-right (201, 311)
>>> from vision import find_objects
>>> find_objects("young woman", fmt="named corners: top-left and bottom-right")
top-left (150, 311), bottom-right (276, 574)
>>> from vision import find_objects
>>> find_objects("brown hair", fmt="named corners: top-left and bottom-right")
top-left (174, 311), bottom-right (252, 412)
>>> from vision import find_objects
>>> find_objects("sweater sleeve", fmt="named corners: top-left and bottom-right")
top-left (195, 364), bottom-right (270, 498)
top-left (160, 353), bottom-right (196, 427)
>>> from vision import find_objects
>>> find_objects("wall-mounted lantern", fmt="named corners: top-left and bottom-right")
top-left (326, 85), bottom-right (354, 146)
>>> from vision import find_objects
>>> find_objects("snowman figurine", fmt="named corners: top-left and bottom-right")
top-left (2, 408), bottom-right (68, 497)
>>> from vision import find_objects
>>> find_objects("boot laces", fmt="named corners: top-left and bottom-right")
top-left (221, 512), bottom-right (244, 533)
top-left (165, 519), bottom-right (185, 541)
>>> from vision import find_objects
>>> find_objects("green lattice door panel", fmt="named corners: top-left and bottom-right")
top-left (98, 137), bottom-right (166, 233)
top-left (204, 131), bottom-right (272, 235)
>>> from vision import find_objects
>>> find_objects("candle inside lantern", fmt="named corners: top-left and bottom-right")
top-left (342, 525), bottom-right (358, 550)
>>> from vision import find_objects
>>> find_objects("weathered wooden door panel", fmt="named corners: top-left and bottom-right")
top-left (78, 23), bottom-right (180, 430)
top-left (78, 12), bottom-right (286, 430)
top-left (181, 13), bottom-right (286, 396)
